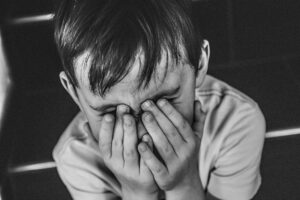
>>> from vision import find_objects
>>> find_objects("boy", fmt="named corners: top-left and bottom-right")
top-left (53, 0), bottom-right (266, 199)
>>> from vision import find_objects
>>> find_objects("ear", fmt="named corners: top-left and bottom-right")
top-left (59, 71), bottom-right (83, 110)
top-left (196, 40), bottom-right (210, 87)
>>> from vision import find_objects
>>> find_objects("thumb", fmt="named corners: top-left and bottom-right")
top-left (192, 100), bottom-right (206, 139)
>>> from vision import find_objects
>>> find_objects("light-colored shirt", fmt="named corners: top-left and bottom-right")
top-left (53, 75), bottom-right (266, 200)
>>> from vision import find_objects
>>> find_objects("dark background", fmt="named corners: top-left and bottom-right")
top-left (0, 0), bottom-right (300, 199)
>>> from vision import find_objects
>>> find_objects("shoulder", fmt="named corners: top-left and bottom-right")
top-left (52, 112), bottom-right (121, 197)
top-left (52, 112), bottom-right (104, 172)
top-left (196, 75), bottom-right (265, 133)
top-left (196, 75), bottom-right (258, 110)
top-left (196, 74), bottom-right (266, 149)
top-left (196, 75), bottom-right (266, 200)
top-left (52, 112), bottom-right (90, 161)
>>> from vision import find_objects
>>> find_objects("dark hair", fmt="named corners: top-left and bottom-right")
top-left (54, 0), bottom-right (202, 96)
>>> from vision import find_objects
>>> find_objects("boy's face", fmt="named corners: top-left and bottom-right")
top-left (64, 51), bottom-right (201, 140)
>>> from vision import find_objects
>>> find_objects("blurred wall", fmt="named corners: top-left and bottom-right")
top-left (0, 31), bottom-right (11, 132)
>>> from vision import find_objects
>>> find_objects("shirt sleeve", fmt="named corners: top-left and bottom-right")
top-left (54, 139), bottom-right (121, 200)
top-left (56, 162), bottom-right (120, 200)
top-left (207, 103), bottom-right (266, 200)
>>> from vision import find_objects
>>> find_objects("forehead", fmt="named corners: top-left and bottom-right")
top-left (115, 49), bottom-right (179, 93)
top-left (74, 49), bottom-right (186, 98)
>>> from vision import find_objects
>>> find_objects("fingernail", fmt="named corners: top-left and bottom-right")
top-left (104, 114), bottom-right (114, 122)
top-left (142, 134), bottom-right (149, 142)
top-left (142, 100), bottom-right (151, 109)
top-left (118, 105), bottom-right (129, 113)
top-left (157, 99), bottom-right (167, 107)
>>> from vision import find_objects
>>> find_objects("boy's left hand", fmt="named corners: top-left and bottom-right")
top-left (139, 99), bottom-right (205, 198)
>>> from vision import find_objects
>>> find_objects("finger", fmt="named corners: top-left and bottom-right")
top-left (138, 142), bottom-right (168, 180)
top-left (112, 105), bottom-right (129, 161)
top-left (142, 134), bottom-right (153, 151)
top-left (123, 114), bottom-right (139, 167)
top-left (156, 99), bottom-right (194, 142)
top-left (99, 114), bottom-right (115, 160)
top-left (142, 112), bottom-right (177, 162)
top-left (139, 136), bottom-right (152, 175)
top-left (141, 100), bottom-right (184, 151)
top-left (192, 101), bottom-right (205, 139)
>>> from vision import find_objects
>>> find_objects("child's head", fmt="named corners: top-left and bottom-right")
top-left (55, 0), bottom-right (210, 139)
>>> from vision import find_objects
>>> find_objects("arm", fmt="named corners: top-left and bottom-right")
top-left (205, 103), bottom-right (266, 200)
top-left (138, 99), bottom-right (205, 200)
top-left (55, 150), bottom-right (122, 200)
top-left (139, 99), bottom-right (265, 200)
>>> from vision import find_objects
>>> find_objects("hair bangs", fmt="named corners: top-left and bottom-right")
top-left (54, 0), bottom-right (202, 97)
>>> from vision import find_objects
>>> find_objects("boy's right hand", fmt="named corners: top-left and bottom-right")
top-left (98, 105), bottom-right (159, 200)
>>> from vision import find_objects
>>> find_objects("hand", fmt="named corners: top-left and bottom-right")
top-left (138, 99), bottom-right (205, 199)
top-left (98, 105), bottom-right (159, 200)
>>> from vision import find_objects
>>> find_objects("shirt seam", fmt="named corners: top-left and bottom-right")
top-left (54, 136), bottom-right (78, 163)
top-left (196, 89), bottom-right (258, 107)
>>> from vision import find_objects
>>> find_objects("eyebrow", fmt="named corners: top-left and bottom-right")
top-left (89, 86), bottom-right (180, 112)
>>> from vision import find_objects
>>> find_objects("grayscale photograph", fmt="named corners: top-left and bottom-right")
top-left (0, 0), bottom-right (299, 199)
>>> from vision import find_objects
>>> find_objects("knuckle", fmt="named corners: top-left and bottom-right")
top-left (154, 165), bottom-right (163, 174)
top-left (162, 144), bottom-right (172, 155)
top-left (113, 139), bottom-right (122, 147)
top-left (167, 127), bottom-right (178, 137)
top-left (157, 141), bottom-right (172, 155)
top-left (180, 119), bottom-right (188, 129)
top-left (153, 164), bottom-right (168, 177)
top-left (124, 149), bottom-right (136, 158)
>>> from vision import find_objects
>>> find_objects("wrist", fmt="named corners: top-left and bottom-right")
top-left (165, 177), bottom-right (205, 200)
top-left (122, 189), bottom-right (159, 200)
